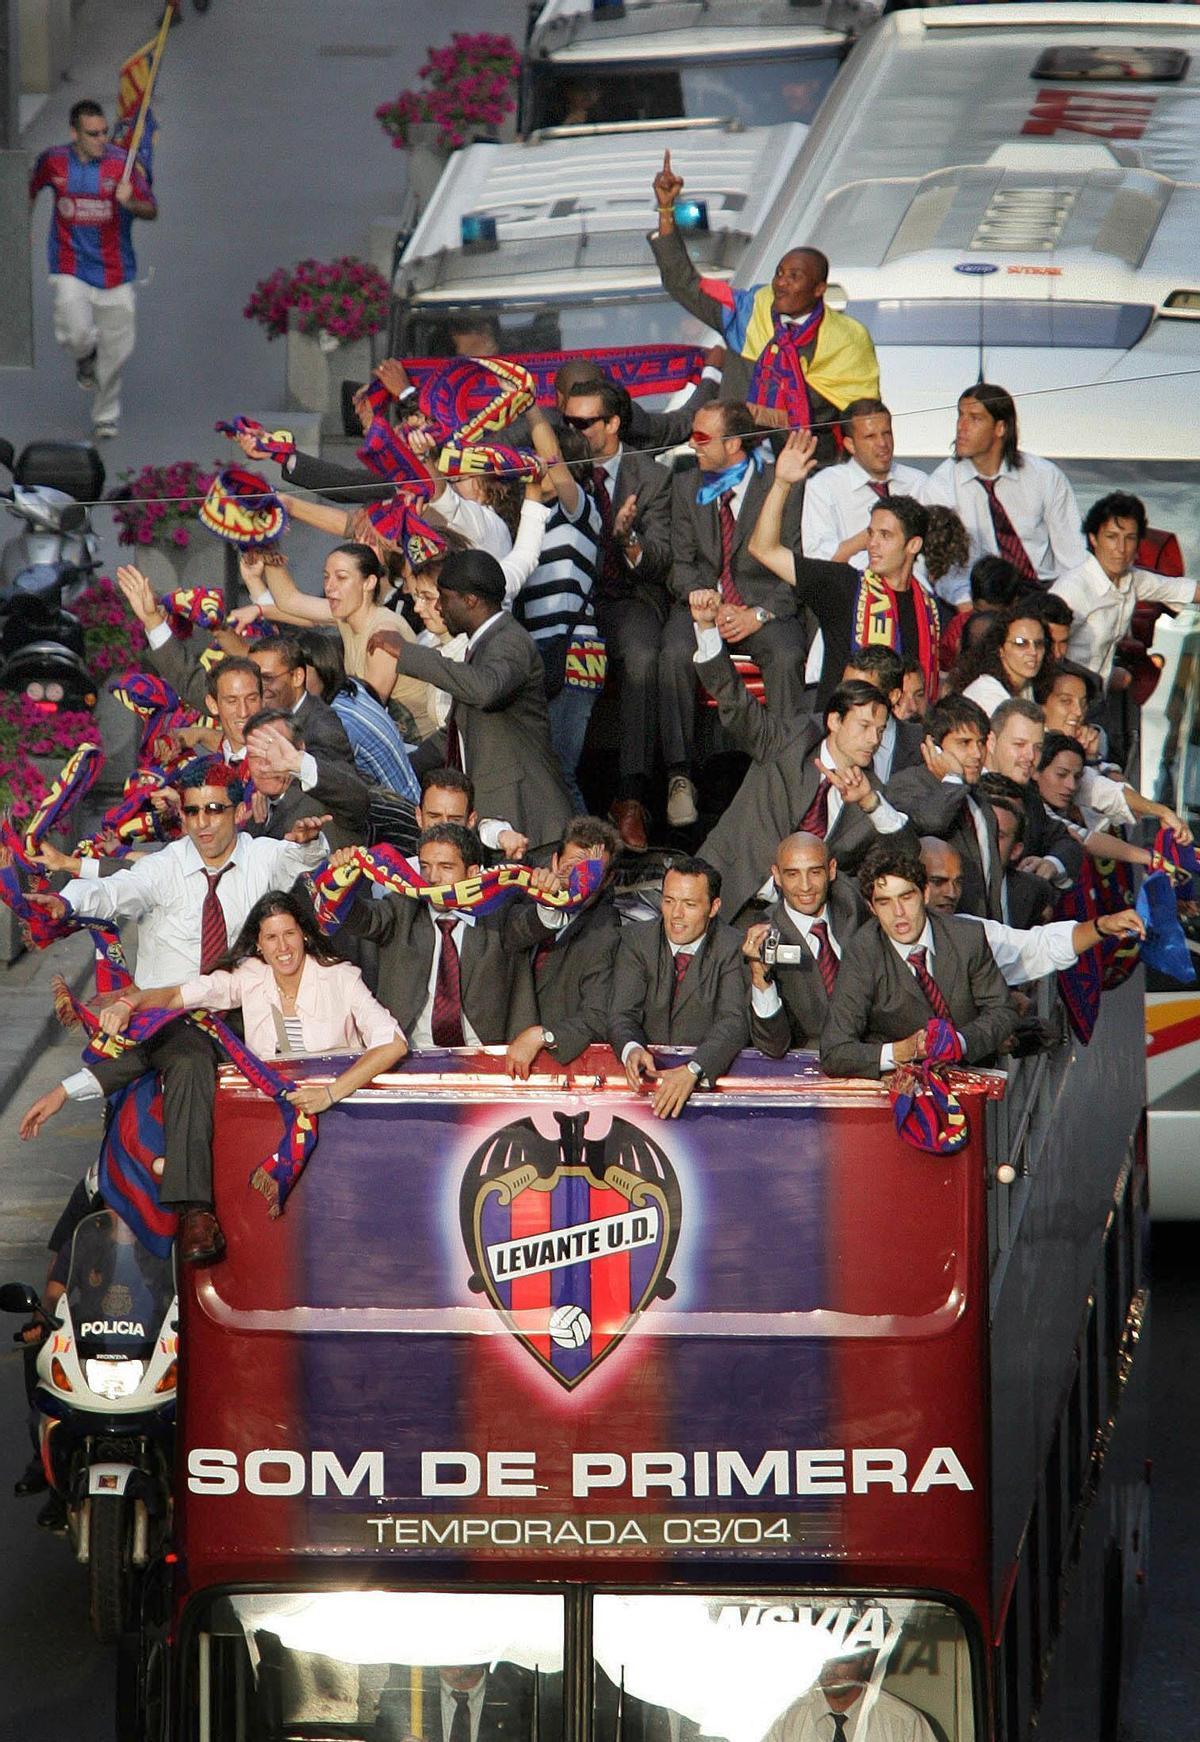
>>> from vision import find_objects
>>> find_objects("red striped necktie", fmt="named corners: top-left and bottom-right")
top-left (808, 919), bottom-right (839, 998)
top-left (592, 464), bottom-right (624, 593)
top-left (867, 479), bottom-right (891, 501)
top-left (199, 866), bottom-right (230, 972)
top-left (799, 771), bottom-right (831, 839)
top-left (907, 946), bottom-right (952, 1021)
top-left (670, 948), bottom-right (692, 1005)
top-left (717, 491), bottom-right (745, 606)
top-left (975, 475), bottom-right (1039, 584)
top-left (431, 915), bottom-right (466, 1047)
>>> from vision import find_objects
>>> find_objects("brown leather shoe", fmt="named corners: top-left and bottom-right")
top-left (610, 798), bottom-right (650, 853)
top-left (177, 1209), bottom-right (226, 1266)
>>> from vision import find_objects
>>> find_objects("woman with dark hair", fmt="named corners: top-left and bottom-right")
top-left (100, 891), bottom-right (408, 1115)
top-left (939, 553), bottom-right (1023, 672)
top-left (233, 543), bottom-right (441, 743)
top-left (952, 601), bottom-right (1046, 714)
top-left (922, 503), bottom-right (971, 610)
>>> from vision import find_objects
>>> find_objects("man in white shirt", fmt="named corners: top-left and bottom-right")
top-left (800, 399), bottom-right (930, 571)
top-left (760, 1650), bottom-right (937, 1742)
top-left (1051, 490), bottom-right (1199, 684)
top-left (919, 835), bottom-right (1143, 985)
top-left (924, 383), bottom-right (1085, 584)
top-left (18, 761), bottom-right (329, 1265)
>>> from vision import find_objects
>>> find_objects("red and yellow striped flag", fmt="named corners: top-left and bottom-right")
top-left (118, 36), bottom-right (158, 119)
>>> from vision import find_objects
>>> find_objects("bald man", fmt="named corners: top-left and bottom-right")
top-left (742, 832), bottom-right (868, 1056)
top-left (918, 836), bottom-right (1143, 987)
top-left (650, 152), bottom-right (878, 459)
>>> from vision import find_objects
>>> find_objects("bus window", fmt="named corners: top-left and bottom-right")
top-left (527, 51), bottom-right (842, 133)
top-left (394, 297), bottom-right (712, 362)
top-left (189, 1589), bottom-right (564, 1742)
top-left (592, 1593), bottom-right (975, 1742)
top-left (680, 54), bottom-right (843, 127)
top-left (841, 300), bottom-right (1154, 351)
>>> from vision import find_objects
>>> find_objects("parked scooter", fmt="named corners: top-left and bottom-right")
top-left (0, 437), bottom-right (105, 709)
top-left (2, 1209), bottom-right (178, 1643)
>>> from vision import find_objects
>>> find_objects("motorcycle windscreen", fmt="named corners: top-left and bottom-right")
top-left (66, 1209), bottom-right (174, 1390)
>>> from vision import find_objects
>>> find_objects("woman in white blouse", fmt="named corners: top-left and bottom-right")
top-left (101, 891), bottom-right (407, 1116)
top-left (954, 601), bottom-right (1046, 717)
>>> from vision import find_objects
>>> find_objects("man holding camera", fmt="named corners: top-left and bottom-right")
top-left (743, 833), bottom-right (867, 1056)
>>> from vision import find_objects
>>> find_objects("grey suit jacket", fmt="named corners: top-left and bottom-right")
top-left (885, 764), bottom-right (1003, 921)
top-left (343, 895), bottom-right (537, 1042)
top-left (244, 755), bottom-right (370, 853)
top-left (292, 690), bottom-right (354, 764)
top-left (396, 611), bottom-right (572, 845)
top-left (504, 893), bottom-right (621, 1065)
top-left (282, 447), bottom-right (392, 504)
top-left (1022, 785), bottom-right (1085, 880)
top-left (749, 881), bottom-right (868, 1056)
top-left (609, 919), bottom-right (749, 1081)
top-left (607, 446), bottom-right (673, 597)
top-left (820, 911), bottom-right (1013, 1079)
top-left (697, 644), bottom-right (916, 916)
top-left (146, 629), bottom-right (211, 714)
top-left (669, 464), bottom-right (801, 616)
top-left (1004, 866), bottom-right (1056, 930)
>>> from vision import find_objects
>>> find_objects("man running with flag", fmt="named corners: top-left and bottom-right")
top-left (28, 16), bottom-right (167, 440)
top-left (649, 150), bottom-right (878, 460)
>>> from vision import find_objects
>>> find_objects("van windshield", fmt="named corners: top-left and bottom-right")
top-left (398, 296), bottom-right (713, 359)
top-left (845, 299), bottom-right (1154, 351)
top-left (527, 51), bottom-right (842, 131)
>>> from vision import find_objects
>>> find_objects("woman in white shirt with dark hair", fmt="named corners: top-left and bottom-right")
top-left (953, 601), bottom-right (1046, 717)
top-left (101, 890), bottom-right (408, 1116)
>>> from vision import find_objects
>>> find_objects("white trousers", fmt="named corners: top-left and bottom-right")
top-left (50, 274), bottom-right (136, 429)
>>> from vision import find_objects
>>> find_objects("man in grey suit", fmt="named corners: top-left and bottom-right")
top-left (841, 645), bottom-right (925, 785)
top-left (368, 550), bottom-right (572, 847)
top-left (820, 842), bottom-right (1013, 1079)
top-left (333, 824), bottom-right (538, 1045)
top-left (560, 378), bottom-right (673, 851)
top-left (886, 695), bottom-right (1003, 920)
top-left (247, 635), bottom-right (355, 766)
top-left (610, 858), bottom-right (749, 1118)
top-left (743, 832), bottom-right (868, 1056)
top-left (659, 400), bottom-right (808, 828)
top-left (691, 591), bottom-right (916, 917)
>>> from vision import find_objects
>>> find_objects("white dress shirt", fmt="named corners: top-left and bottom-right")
top-left (750, 900), bottom-right (843, 1019)
top-left (438, 1674), bottom-right (487, 1742)
top-left (924, 454), bottom-right (1086, 581)
top-left (761, 1684), bottom-right (937, 1742)
top-left (1051, 553), bottom-right (1196, 680)
top-left (872, 713), bottom-right (898, 784)
top-left (409, 910), bottom-right (482, 1051)
top-left (800, 457), bottom-right (931, 571)
top-left (1077, 766), bottom-right (1135, 829)
top-left (963, 914), bottom-right (1082, 986)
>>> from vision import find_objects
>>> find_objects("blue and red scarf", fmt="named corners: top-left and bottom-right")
top-left (0, 740), bottom-right (104, 872)
top-left (888, 1019), bottom-right (970, 1155)
top-left (852, 570), bottom-right (941, 706)
top-left (401, 345), bottom-right (705, 407)
top-left (306, 845), bottom-right (604, 936)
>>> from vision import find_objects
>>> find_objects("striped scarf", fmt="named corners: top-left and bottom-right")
top-left (306, 845), bottom-right (604, 936)
top-left (851, 570), bottom-right (940, 705)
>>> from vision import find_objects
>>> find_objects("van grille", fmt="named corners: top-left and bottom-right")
top-left (970, 186), bottom-right (1078, 253)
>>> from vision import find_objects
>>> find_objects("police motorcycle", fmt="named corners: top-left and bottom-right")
top-left (1, 1208), bottom-right (178, 1643)
top-left (0, 437), bottom-right (103, 710)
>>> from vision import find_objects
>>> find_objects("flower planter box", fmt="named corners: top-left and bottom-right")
top-left (286, 326), bottom-right (373, 436)
top-left (132, 538), bottom-right (223, 599)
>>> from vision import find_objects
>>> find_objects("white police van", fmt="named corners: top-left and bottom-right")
top-left (519, 0), bottom-right (876, 135)
top-left (741, 2), bottom-right (1200, 561)
top-left (389, 120), bottom-right (808, 363)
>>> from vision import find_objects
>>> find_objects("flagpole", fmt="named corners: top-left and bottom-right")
top-left (121, 6), bottom-right (174, 180)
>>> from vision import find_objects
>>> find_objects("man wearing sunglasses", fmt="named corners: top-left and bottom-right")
top-left (559, 381), bottom-right (672, 852)
top-left (660, 401), bottom-right (808, 828)
top-left (22, 758), bottom-right (329, 1267)
top-left (29, 99), bottom-right (157, 441)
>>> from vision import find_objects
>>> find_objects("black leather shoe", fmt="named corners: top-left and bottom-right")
top-left (13, 1456), bottom-right (48, 1497)
top-left (177, 1208), bottom-right (226, 1266)
top-left (36, 1492), bottom-right (68, 1533)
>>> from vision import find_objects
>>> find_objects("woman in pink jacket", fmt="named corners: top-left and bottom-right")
top-left (101, 891), bottom-right (407, 1115)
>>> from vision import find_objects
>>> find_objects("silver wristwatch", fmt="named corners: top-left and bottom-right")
top-left (686, 1059), bottom-right (704, 1080)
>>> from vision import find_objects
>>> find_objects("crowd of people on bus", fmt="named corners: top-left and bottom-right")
top-left (13, 152), bottom-right (1197, 1286)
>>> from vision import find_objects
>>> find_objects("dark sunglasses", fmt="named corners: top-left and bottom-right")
top-left (562, 413), bottom-right (604, 431)
top-left (182, 802), bottom-right (233, 818)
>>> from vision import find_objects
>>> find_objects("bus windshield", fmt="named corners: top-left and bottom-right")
top-left (189, 1589), bottom-right (975, 1741)
top-left (595, 1593), bottom-right (977, 1742)
top-left (844, 300), bottom-right (1154, 351)
top-left (527, 52), bottom-right (843, 131)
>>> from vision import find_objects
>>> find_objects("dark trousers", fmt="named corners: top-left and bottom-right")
top-left (595, 591), bottom-right (666, 794)
top-left (658, 607), bottom-right (809, 768)
top-left (90, 1020), bottom-right (226, 1209)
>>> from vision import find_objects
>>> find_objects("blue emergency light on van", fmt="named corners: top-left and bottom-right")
top-left (460, 214), bottom-right (498, 250)
top-left (673, 199), bottom-right (709, 233)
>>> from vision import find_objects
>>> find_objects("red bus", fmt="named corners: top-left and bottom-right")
top-left (122, 969), bottom-right (1149, 1742)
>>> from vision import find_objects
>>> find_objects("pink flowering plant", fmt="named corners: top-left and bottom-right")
top-left (75, 577), bottom-right (148, 684)
top-left (244, 256), bottom-right (390, 344)
top-left (0, 695), bottom-right (94, 820)
top-left (376, 32), bottom-right (520, 151)
top-left (113, 460), bottom-right (215, 551)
